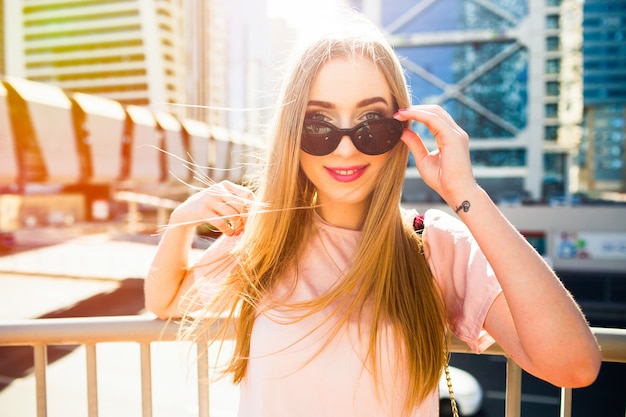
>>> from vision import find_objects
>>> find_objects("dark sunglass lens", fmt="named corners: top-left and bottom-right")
top-left (302, 121), bottom-right (337, 155)
top-left (355, 119), bottom-right (402, 155)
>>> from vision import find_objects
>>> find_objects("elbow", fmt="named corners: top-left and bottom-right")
top-left (144, 299), bottom-right (175, 320)
top-left (548, 346), bottom-right (602, 388)
top-left (144, 290), bottom-right (183, 320)
top-left (567, 349), bottom-right (602, 388)
top-left (146, 305), bottom-right (183, 320)
top-left (146, 304), bottom-right (175, 320)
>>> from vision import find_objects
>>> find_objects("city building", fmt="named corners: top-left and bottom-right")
top-left (2, 0), bottom-right (192, 119)
top-left (0, 0), bottom-right (269, 128)
top-left (183, 0), bottom-right (228, 126)
top-left (0, 0), bottom-right (276, 227)
top-left (355, 0), bottom-right (583, 203)
top-left (578, 0), bottom-right (626, 195)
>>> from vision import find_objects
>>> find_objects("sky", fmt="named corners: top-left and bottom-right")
top-left (266, 0), bottom-right (350, 41)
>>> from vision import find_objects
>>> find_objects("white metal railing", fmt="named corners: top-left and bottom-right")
top-left (0, 316), bottom-right (624, 417)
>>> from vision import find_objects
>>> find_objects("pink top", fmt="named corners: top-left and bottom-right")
top-left (192, 209), bottom-right (502, 417)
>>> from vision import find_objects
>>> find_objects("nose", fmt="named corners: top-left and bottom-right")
top-left (333, 133), bottom-right (359, 155)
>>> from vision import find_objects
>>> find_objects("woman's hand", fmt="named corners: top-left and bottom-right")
top-left (145, 180), bottom-right (253, 318)
top-left (169, 180), bottom-right (254, 236)
top-left (394, 105), bottom-right (477, 205)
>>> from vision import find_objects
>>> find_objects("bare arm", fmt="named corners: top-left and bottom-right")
top-left (144, 181), bottom-right (253, 319)
top-left (453, 186), bottom-right (600, 387)
top-left (395, 106), bottom-right (601, 388)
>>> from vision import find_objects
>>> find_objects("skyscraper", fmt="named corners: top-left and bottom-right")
top-left (356, 0), bottom-right (582, 203)
top-left (578, 0), bottom-right (626, 195)
top-left (3, 0), bottom-right (191, 117)
top-left (0, 0), bottom-right (246, 126)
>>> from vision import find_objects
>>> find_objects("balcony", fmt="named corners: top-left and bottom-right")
top-left (0, 316), bottom-right (624, 417)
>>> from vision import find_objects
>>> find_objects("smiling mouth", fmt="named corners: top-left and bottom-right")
top-left (334, 169), bottom-right (359, 176)
top-left (325, 165), bottom-right (367, 183)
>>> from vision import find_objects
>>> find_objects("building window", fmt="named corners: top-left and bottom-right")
top-left (545, 103), bottom-right (558, 118)
top-left (543, 152), bottom-right (567, 198)
top-left (546, 58), bottom-right (561, 74)
top-left (546, 15), bottom-right (560, 30)
top-left (546, 81), bottom-right (560, 96)
top-left (546, 36), bottom-right (560, 51)
top-left (545, 125), bottom-right (559, 141)
top-left (470, 149), bottom-right (526, 167)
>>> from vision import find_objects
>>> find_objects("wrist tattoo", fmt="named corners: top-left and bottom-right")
top-left (455, 200), bottom-right (470, 214)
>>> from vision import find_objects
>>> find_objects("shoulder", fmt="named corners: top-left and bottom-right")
top-left (402, 207), bottom-right (470, 242)
top-left (422, 209), bottom-right (472, 243)
top-left (402, 207), bottom-right (475, 264)
top-left (419, 209), bottom-right (480, 284)
top-left (423, 208), bottom-right (467, 231)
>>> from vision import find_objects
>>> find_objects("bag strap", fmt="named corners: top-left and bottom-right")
top-left (443, 358), bottom-right (460, 417)
top-left (416, 217), bottom-right (459, 417)
top-left (443, 346), bottom-right (459, 417)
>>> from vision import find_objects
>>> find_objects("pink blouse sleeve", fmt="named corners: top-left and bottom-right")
top-left (422, 209), bottom-right (502, 353)
top-left (191, 234), bottom-right (241, 305)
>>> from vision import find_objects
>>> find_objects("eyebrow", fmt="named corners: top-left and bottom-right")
top-left (307, 96), bottom-right (390, 109)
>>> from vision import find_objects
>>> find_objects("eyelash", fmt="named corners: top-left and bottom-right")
top-left (363, 112), bottom-right (383, 120)
top-left (305, 111), bottom-right (384, 122)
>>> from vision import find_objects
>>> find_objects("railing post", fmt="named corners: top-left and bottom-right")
top-left (140, 342), bottom-right (153, 417)
top-left (85, 343), bottom-right (99, 417)
top-left (127, 200), bottom-right (139, 233)
top-left (505, 358), bottom-right (522, 417)
top-left (33, 345), bottom-right (48, 417)
top-left (156, 204), bottom-right (167, 227)
top-left (560, 387), bottom-right (573, 417)
top-left (196, 341), bottom-right (210, 417)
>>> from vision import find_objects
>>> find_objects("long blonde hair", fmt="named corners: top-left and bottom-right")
top-left (190, 13), bottom-right (446, 415)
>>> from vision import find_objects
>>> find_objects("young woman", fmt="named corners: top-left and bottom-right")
top-left (144, 13), bottom-right (600, 417)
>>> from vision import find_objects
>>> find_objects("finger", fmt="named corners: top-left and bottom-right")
top-left (395, 106), bottom-right (465, 143)
top-left (203, 203), bottom-right (246, 236)
top-left (395, 107), bottom-right (448, 138)
top-left (417, 105), bottom-right (458, 128)
top-left (220, 181), bottom-right (254, 211)
top-left (219, 181), bottom-right (254, 231)
top-left (423, 105), bottom-right (467, 139)
top-left (397, 126), bottom-right (429, 163)
top-left (208, 181), bottom-right (254, 233)
top-left (209, 215), bottom-right (239, 236)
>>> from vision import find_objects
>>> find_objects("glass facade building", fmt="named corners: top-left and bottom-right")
top-left (579, 0), bottom-right (626, 192)
top-left (354, 0), bottom-right (581, 203)
top-left (389, 0), bottom-right (529, 141)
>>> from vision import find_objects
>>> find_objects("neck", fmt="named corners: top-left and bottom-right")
top-left (316, 201), bottom-right (369, 230)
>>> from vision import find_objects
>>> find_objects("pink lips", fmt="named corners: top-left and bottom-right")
top-left (325, 165), bottom-right (368, 182)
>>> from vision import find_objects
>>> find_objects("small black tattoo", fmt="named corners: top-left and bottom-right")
top-left (455, 200), bottom-right (470, 214)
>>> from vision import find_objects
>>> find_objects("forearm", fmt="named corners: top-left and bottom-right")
top-left (396, 104), bottom-right (600, 384)
top-left (144, 222), bottom-right (197, 318)
top-left (452, 186), bottom-right (600, 384)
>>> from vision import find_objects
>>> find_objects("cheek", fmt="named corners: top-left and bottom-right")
top-left (370, 154), bottom-right (390, 174)
top-left (299, 152), bottom-right (320, 179)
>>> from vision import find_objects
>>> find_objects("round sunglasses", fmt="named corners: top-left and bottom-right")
top-left (301, 117), bottom-right (404, 156)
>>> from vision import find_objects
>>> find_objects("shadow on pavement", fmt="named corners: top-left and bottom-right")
top-left (0, 277), bottom-right (145, 391)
